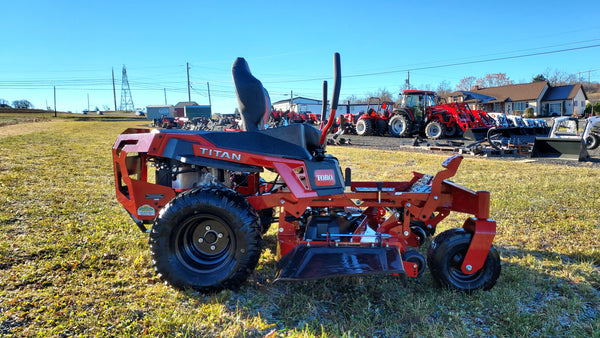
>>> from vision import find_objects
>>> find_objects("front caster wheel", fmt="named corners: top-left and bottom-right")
top-left (402, 250), bottom-right (426, 277)
top-left (149, 187), bottom-right (262, 292)
top-left (427, 228), bottom-right (500, 292)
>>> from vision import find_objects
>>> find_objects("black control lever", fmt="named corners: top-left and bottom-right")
top-left (319, 53), bottom-right (341, 145)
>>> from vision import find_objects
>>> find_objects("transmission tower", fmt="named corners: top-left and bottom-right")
top-left (119, 65), bottom-right (135, 112)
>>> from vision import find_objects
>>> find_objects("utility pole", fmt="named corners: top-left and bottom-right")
top-left (406, 71), bottom-right (410, 90)
top-left (187, 62), bottom-right (191, 102)
top-left (87, 93), bottom-right (90, 112)
top-left (290, 90), bottom-right (293, 111)
top-left (53, 86), bottom-right (56, 117)
top-left (112, 68), bottom-right (117, 111)
top-left (207, 82), bottom-right (212, 106)
top-left (164, 88), bottom-right (167, 105)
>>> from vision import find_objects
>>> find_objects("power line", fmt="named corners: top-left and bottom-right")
top-left (346, 44), bottom-right (600, 78)
top-left (263, 44), bottom-right (600, 84)
top-left (1, 43), bottom-right (598, 100)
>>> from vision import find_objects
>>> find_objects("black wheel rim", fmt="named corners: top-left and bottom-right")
top-left (410, 226), bottom-right (427, 247)
top-left (447, 247), bottom-right (484, 285)
top-left (403, 251), bottom-right (426, 276)
top-left (174, 214), bottom-right (235, 273)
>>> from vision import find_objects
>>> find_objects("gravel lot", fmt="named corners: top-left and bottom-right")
top-left (330, 133), bottom-right (600, 168)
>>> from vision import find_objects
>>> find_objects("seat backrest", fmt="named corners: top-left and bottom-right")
top-left (232, 58), bottom-right (271, 132)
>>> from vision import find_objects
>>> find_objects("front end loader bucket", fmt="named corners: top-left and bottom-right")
top-left (463, 127), bottom-right (490, 141)
top-left (275, 244), bottom-right (406, 283)
top-left (484, 127), bottom-right (521, 139)
top-left (531, 137), bottom-right (590, 161)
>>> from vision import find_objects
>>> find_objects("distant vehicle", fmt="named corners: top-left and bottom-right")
top-left (531, 116), bottom-right (600, 160)
top-left (548, 116), bottom-right (600, 149)
top-left (154, 115), bottom-right (178, 129)
top-left (97, 110), bottom-right (103, 115)
top-left (135, 111), bottom-right (145, 117)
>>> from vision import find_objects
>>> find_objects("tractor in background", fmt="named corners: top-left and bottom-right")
top-left (387, 90), bottom-right (488, 140)
top-left (354, 97), bottom-right (394, 136)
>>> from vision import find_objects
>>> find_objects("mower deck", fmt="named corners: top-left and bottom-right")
top-left (275, 244), bottom-right (406, 282)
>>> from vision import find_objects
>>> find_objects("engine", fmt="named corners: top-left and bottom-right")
top-left (300, 207), bottom-right (364, 242)
top-left (154, 159), bottom-right (231, 191)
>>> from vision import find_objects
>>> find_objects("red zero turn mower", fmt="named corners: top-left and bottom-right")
top-left (112, 54), bottom-right (500, 293)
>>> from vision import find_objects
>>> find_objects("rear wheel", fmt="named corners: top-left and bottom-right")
top-left (375, 119), bottom-right (388, 135)
top-left (356, 119), bottom-right (373, 136)
top-left (585, 134), bottom-right (599, 150)
top-left (388, 115), bottom-right (411, 137)
top-left (149, 187), bottom-right (262, 292)
top-left (444, 125), bottom-right (457, 137)
top-left (427, 228), bottom-right (500, 292)
top-left (425, 121), bottom-right (444, 139)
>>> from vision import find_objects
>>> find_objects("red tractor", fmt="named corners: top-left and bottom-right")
top-left (112, 54), bottom-right (500, 293)
top-left (354, 97), bottom-right (394, 136)
top-left (153, 115), bottom-right (179, 129)
top-left (388, 90), bottom-right (488, 140)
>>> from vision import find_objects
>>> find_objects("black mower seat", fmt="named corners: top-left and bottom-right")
top-left (199, 123), bottom-right (321, 160)
top-left (186, 56), bottom-right (322, 161)
top-left (259, 123), bottom-right (321, 154)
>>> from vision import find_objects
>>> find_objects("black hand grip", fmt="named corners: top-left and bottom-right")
top-left (320, 80), bottom-right (328, 125)
top-left (319, 53), bottom-right (342, 146)
top-left (344, 167), bottom-right (352, 187)
top-left (331, 53), bottom-right (341, 111)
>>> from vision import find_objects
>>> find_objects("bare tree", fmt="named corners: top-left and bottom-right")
top-left (344, 95), bottom-right (358, 104)
top-left (542, 69), bottom-right (577, 85)
top-left (0, 99), bottom-right (10, 108)
top-left (456, 76), bottom-right (477, 91)
top-left (476, 73), bottom-right (513, 88)
top-left (365, 88), bottom-right (394, 102)
top-left (436, 80), bottom-right (452, 100)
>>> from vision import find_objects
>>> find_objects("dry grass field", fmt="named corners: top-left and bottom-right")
top-left (0, 118), bottom-right (598, 336)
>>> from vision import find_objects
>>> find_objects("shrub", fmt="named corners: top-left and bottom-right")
top-left (585, 103), bottom-right (592, 116)
top-left (594, 102), bottom-right (600, 116)
top-left (523, 107), bottom-right (535, 118)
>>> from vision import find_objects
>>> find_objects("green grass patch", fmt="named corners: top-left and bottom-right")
top-left (0, 120), bottom-right (598, 336)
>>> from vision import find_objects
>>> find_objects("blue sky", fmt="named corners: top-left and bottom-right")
top-left (1, 0), bottom-right (599, 113)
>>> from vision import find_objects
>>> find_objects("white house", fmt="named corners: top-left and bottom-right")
top-left (450, 82), bottom-right (588, 117)
top-left (272, 97), bottom-right (323, 114)
top-left (540, 84), bottom-right (587, 116)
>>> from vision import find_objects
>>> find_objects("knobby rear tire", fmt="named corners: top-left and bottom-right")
top-left (149, 187), bottom-right (262, 292)
top-left (356, 119), bottom-right (373, 136)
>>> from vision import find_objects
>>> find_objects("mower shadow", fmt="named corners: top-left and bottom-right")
top-left (181, 241), bottom-right (599, 335)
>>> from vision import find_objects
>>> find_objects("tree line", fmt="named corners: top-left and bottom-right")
top-left (345, 68), bottom-right (599, 105)
top-left (0, 99), bottom-right (34, 109)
